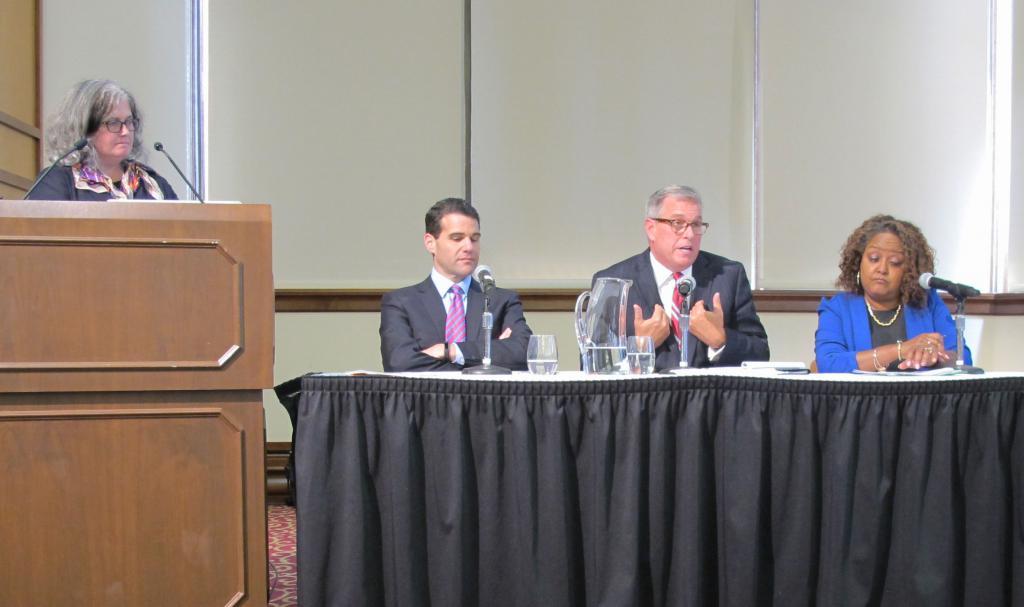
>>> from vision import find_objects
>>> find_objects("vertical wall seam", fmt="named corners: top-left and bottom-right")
top-left (464, 0), bottom-right (473, 202)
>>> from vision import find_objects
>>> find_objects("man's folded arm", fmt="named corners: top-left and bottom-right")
top-left (458, 292), bottom-right (532, 370)
top-left (380, 294), bottom-right (460, 372)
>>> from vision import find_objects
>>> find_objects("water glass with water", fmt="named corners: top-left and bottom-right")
top-left (626, 335), bottom-right (655, 375)
top-left (527, 335), bottom-right (559, 375)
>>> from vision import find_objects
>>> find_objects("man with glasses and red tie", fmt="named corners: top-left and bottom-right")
top-left (592, 185), bottom-right (769, 370)
top-left (380, 198), bottom-right (533, 372)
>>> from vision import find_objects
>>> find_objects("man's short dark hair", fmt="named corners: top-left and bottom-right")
top-left (425, 198), bottom-right (480, 237)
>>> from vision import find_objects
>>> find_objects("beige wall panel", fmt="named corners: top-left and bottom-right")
top-left (761, 0), bottom-right (991, 290)
top-left (0, 182), bottom-right (24, 200)
top-left (1008, 0), bottom-right (1024, 291)
top-left (0, 0), bottom-right (37, 123)
top-left (471, 0), bottom-right (754, 286)
top-left (0, 128), bottom-right (39, 179)
top-left (208, 0), bottom-right (465, 289)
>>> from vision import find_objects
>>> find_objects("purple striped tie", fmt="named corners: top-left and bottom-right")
top-left (445, 284), bottom-right (466, 343)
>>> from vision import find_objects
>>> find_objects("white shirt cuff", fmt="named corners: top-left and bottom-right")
top-left (707, 343), bottom-right (725, 362)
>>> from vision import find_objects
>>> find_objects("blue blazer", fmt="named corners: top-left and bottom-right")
top-left (815, 289), bottom-right (972, 373)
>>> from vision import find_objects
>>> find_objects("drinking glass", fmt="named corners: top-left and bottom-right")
top-left (626, 335), bottom-right (655, 375)
top-left (527, 335), bottom-right (559, 375)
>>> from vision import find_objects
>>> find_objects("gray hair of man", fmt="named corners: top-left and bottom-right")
top-left (44, 79), bottom-right (146, 167)
top-left (645, 185), bottom-right (703, 218)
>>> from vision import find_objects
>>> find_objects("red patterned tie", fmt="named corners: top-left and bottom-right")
top-left (671, 272), bottom-right (683, 344)
top-left (445, 284), bottom-right (466, 343)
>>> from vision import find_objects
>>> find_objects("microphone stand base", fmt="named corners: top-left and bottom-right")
top-left (463, 364), bottom-right (512, 375)
top-left (956, 364), bottom-right (985, 375)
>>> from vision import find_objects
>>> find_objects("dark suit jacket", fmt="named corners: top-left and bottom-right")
top-left (380, 277), bottom-right (533, 372)
top-left (592, 249), bottom-right (769, 369)
top-left (26, 164), bottom-right (178, 201)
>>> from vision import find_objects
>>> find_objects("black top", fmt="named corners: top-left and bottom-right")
top-left (869, 308), bottom-right (908, 370)
top-left (25, 164), bottom-right (178, 201)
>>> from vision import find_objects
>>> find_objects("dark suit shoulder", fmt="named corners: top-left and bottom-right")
top-left (25, 165), bottom-right (75, 201)
top-left (593, 250), bottom-right (650, 280)
top-left (382, 278), bottom-right (433, 302)
top-left (486, 285), bottom-right (523, 303)
top-left (694, 250), bottom-right (744, 271)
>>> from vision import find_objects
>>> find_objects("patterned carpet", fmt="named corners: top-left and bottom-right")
top-left (268, 505), bottom-right (297, 607)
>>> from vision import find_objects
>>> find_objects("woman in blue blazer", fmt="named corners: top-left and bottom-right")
top-left (815, 215), bottom-right (972, 373)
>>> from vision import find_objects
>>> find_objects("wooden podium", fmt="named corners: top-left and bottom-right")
top-left (0, 201), bottom-right (273, 606)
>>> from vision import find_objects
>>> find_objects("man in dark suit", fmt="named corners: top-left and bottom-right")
top-left (380, 198), bottom-right (533, 372)
top-left (592, 185), bottom-right (769, 369)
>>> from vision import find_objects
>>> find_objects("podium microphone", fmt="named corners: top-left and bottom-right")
top-left (153, 142), bottom-right (204, 202)
top-left (918, 273), bottom-right (980, 300)
top-left (23, 138), bottom-right (87, 199)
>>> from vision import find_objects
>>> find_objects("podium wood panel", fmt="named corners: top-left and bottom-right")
top-left (0, 201), bottom-right (273, 392)
top-left (1, 236), bottom-right (242, 369)
top-left (0, 391), bottom-right (266, 606)
top-left (0, 202), bottom-right (271, 606)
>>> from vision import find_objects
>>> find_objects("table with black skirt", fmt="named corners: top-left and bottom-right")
top-left (276, 370), bottom-right (1024, 607)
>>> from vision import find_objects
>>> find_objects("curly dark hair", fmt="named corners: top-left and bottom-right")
top-left (836, 214), bottom-right (935, 308)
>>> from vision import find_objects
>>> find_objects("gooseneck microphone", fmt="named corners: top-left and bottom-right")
top-left (153, 142), bottom-right (204, 202)
top-left (473, 265), bottom-right (496, 293)
top-left (918, 273), bottom-right (980, 300)
top-left (23, 138), bottom-right (88, 199)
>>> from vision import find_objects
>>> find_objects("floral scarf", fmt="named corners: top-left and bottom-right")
top-left (72, 162), bottom-right (165, 200)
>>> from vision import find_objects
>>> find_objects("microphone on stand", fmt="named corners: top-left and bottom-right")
top-left (674, 275), bottom-right (697, 369)
top-left (918, 273), bottom-right (980, 300)
top-left (474, 264), bottom-right (496, 293)
top-left (23, 138), bottom-right (88, 199)
top-left (676, 275), bottom-right (696, 299)
top-left (153, 142), bottom-right (204, 202)
top-left (463, 264), bottom-right (511, 375)
top-left (917, 272), bottom-right (984, 374)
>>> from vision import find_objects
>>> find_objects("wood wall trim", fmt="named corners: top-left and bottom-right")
top-left (0, 168), bottom-right (32, 191)
top-left (276, 288), bottom-right (1024, 316)
top-left (0, 109), bottom-right (41, 139)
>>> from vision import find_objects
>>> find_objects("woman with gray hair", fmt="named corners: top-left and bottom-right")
top-left (27, 79), bottom-right (177, 201)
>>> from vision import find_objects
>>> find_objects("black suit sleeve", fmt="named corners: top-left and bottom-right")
top-left (379, 291), bottom-right (461, 372)
top-left (714, 264), bottom-right (769, 365)
top-left (458, 290), bottom-right (532, 370)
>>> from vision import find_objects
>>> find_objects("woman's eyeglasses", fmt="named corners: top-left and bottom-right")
top-left (101, 117), bottom-right (140, 133)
